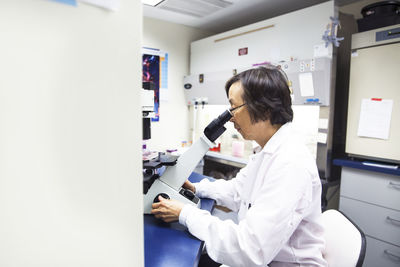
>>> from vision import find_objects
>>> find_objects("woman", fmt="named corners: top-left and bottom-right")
top-left (151, 66), bottom-right (327, 267)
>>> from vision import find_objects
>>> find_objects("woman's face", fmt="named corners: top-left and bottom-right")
top-left (228, 82), bottom-right (255, 140)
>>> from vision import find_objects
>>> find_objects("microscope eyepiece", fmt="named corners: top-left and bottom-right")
top-left (203, 110), bottom-right (232, 142)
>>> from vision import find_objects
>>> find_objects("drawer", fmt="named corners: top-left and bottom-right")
top-left (340, 167), bottom-right (400, 210)
top-left (363, 236), bottom-right (400, 267)
top-left (340, 197), bottom-right (400, 247)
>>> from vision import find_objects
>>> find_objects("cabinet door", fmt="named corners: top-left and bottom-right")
top-left (346, 42), bottom-right (400, 161)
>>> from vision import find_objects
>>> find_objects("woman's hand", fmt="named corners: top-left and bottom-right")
top-left (151, 196), bottom-right (185, 223)
top-left (183, 179), bottom-right (196, 193)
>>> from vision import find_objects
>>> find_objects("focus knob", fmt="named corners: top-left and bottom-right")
top-left (153, 193), bottom-right (170, 203)
top-left (183, 189), bottom-right (195, 200)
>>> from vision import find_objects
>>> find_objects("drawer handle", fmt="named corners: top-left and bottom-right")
top-left (384, 250), bottom-right (400, 261)
top-left (386, 216), bottom-right (400, 225)
top-left (388, 181), bottom-right (400, 189)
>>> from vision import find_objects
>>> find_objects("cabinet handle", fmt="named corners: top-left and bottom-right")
top-left (388, 181), bottom-right (400, 190)
top-left (384, 250), bottom-right (400, 261)
top-left (386, 216), bottom-right (400, 225)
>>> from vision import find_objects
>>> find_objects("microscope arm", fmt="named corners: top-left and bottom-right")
top-left (159, 109), bottom-right (232, 190)
top-left (143, 110), bottom-right (232, 213)
top-left (159, 134), bottom-right (214, 190)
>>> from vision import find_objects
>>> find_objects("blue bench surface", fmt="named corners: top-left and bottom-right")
top-left (144, 172), bottom-right (214, 267)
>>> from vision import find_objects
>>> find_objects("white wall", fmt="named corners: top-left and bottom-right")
top-left (0, 1), bottom-right (143, 266)
top-left (186, 1), bottom-right (336, 158)
top-left (143, 17), bottom-right (213, 151)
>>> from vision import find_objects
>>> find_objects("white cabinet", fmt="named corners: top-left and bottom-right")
top-left (339, 167), bottom-right (400, 267)
top-left (189, 2), bottom-right (334, 74)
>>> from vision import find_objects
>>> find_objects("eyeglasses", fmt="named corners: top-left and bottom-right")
top-left (229, 103), bottom-right (246, 116)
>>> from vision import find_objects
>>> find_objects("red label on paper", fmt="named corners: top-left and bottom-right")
top-left (371, 98), bottom-right (382, 101)
top-left (238, 47), bottom-right (248, 56)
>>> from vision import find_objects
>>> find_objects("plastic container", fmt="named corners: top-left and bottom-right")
top-left (361, 1), bottom-right (400, 18)
top-left (357, 1), bottom-right (400, 32)
top-left (232, 139), bottom-right (244, 157)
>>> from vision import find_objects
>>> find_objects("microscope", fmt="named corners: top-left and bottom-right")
top-left (143, 109), bottom-right (233, 214)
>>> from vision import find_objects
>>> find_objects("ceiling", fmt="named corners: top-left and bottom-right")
top-left (143, 0), bottom-right (361, 34)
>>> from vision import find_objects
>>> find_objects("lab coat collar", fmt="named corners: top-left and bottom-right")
top-left (257, 122), bottom-right (292, 155)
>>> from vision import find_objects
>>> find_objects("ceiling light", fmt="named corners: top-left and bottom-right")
top-left (142, 0), bottom-right (165, 7)
top-left (157, 0), bottom-right (233, 18)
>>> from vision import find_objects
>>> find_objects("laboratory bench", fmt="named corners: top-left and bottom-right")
top-left (144, 172), bottom-right (215, 267)
top-left (333, 158), bottom-right (400, 267)
top-left (202, 150), bottom-right (249, 179)
top-left (205, 151), bottom-right (248, 168)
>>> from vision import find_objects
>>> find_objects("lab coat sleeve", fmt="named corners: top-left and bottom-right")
top-left (180, 160), bottom-right (314, 267)
top-left (193, 166), bottom-right (249, 212)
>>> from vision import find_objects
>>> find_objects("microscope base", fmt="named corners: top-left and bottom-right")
top-left (143, 179), bottom-right (201, 214)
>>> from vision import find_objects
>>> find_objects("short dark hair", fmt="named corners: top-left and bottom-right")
top-left (225, 66), bottom-right (293, 125)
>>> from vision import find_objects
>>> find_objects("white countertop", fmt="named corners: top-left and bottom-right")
top-left (205, 150), bottom-right (249, 167)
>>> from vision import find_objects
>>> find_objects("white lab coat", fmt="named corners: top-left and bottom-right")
top-left (179, 123), bottom-right (327, 267)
